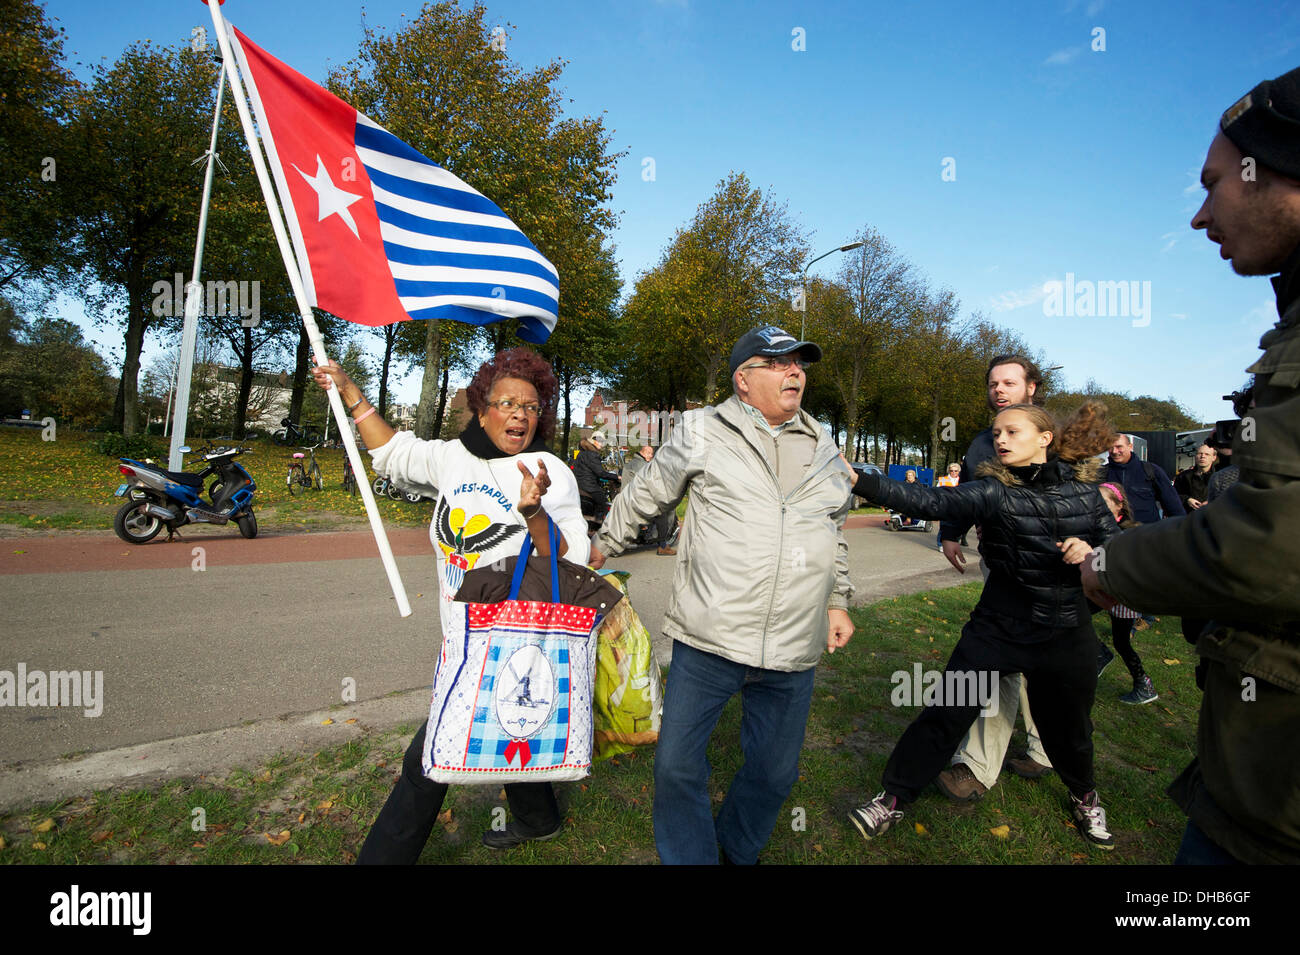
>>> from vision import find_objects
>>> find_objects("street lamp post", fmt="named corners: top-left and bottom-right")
top-left (797, 241), bottom-right (865, 339)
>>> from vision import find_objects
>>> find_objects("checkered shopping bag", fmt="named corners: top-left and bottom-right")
top-left (423, 519), bottom-right (602, 783)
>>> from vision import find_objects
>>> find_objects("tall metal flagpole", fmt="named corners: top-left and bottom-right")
top-left (205, 0), bottom-right (411, 617)
top-left (168, 56), bottom-right (227, 471)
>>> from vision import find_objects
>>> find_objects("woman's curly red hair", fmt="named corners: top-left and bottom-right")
top-left (465, 347), bottom-right (559, 440)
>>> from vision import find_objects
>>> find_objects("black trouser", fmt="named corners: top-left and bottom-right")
top-left (1107, 615), bottom-right (1145, 680)
top-left (650, 509), bottom-right (676, 546)
top-left (356, 722), bottom-right (559, 864)
top-left (882, 605), bottom-right (1098, 804)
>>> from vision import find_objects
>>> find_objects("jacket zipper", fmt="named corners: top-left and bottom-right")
top-left (759, 445), bottom-right (842, 665)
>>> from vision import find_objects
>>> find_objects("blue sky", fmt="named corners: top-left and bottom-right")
top-left (45, 0), bottom-right (1300, 423)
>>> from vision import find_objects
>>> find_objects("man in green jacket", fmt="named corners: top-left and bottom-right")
top-left (1082, 65), bottom-right (1300, 864)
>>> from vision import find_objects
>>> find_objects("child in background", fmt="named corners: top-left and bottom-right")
top-left (1094, 483), bottom-right (1158, 705)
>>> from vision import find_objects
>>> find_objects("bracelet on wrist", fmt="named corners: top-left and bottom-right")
top-left (346, 396), bottom-right (364, 413)
top-left (352, 405), bottom-right (376, 425)
top-left (519, 502), bottom-right (542, 520)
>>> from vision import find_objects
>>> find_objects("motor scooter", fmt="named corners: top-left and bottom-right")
top-left (112, 444), bottom-right (258, 543)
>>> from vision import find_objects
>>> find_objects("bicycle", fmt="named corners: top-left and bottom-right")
top-left (286, 445), bottom-right (323, 496)
top-left (372, 474), bottom-right (425, 504)
top-left (342, 453), bottom-right (358, 496)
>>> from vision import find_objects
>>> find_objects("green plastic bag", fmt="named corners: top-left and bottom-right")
top-left (592, 570), bottom-right (663, 762)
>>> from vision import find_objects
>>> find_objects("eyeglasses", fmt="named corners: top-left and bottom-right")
top-left (486, 398), bottom-right (543, 418)
top-left (739, 355), bottom-right (809, 372)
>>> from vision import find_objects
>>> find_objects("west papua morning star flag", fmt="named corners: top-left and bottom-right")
top-left (226, 27), bottom-right (558, 343)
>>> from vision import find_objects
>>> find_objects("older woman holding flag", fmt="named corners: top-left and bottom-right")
top-left (313, 347), bottom-right (588, 861)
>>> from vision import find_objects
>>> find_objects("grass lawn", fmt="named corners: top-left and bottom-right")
top-left (0, 426), bottom-right (437, 531)
top-left (0, 583), bottom-right (1199, 865)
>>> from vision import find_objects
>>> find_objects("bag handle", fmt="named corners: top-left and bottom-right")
top-left (508, 515), bottom-right (561, 603)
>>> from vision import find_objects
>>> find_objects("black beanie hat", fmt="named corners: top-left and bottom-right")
top-left (1220, 65), bottom-right (1300, 180)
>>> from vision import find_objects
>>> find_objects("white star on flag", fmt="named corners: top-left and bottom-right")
top-left (292, 155), bottom-right (362, 239)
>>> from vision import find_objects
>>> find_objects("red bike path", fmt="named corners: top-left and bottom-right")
top-left (0, 514), bottom-right (890, 575)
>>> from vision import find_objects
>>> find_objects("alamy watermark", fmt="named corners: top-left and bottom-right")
top-left (1042, 273), bottom-right (1151, 327)
top-left (592, 401), bottom-right (684, 448)
top-left (890, 664), bottom-right (999, 716)
top-left (151, 273), bottom-right (261, 327)
top-left (0, 663), bottom-right (103, 717)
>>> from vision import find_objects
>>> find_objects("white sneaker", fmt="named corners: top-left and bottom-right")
top-left (1069, 790), bottom-right (1115, 850)
top-left (848, 792), bottom-right (903, 841)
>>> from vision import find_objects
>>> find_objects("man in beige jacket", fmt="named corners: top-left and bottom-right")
top-left (591, 324), bottom-right (855, 864)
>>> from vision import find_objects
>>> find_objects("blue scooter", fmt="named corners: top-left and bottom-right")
top-left (112, 444), bottom-right (258, 543)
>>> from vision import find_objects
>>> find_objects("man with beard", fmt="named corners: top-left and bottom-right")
top-left (1083, 65), bottom-right (1300, 864)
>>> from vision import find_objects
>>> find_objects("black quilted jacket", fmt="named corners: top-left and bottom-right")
top-left (854, 457), bottom-right (1119, 629)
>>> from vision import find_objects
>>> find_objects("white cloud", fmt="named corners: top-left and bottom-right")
top-left (1160, 231), bottom-right (1179, 253)
top-left (988, 283), bottom-right (1050, 312)
top-left (1043, 47), bottom-right (1082, 66)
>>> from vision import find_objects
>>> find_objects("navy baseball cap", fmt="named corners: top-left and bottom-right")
top-left (729, 325), bottom-right (823, 375)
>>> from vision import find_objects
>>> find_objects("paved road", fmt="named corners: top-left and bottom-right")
top-left (0, 517), bottom-right (975, 807)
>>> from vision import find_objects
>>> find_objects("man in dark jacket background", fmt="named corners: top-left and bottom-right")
top-left (1105, 434), bottom-right (1185, 523)
top-left (1083, 64), bottom-right (1300, 864)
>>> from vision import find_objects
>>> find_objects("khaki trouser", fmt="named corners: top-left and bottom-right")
top-left (951, 557), bottom-right (1052, 789)
top-left (952, 673), bottom-right (1052, 789)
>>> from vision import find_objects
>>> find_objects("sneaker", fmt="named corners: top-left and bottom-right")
top-left (1120, 675), bottom-right (1158, 705)
top-left (480, 821), bottom-right (563, 850)
top-left (1133, 618), bottom-right (1150, 631)
top-left (1096, 644), bottom-right (1115, 677)
top-left (1069, 790), bottom-right (1115, 850)
top-left (848, 792), bottom-right (904, 841)
top-left (935, 763), bottom-right (988, 802)
top-left (1005, 755), bottom-right (1053, 779)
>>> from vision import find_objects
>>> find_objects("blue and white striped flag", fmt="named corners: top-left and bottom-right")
top-left (230, 25), bottom-right (559, 342)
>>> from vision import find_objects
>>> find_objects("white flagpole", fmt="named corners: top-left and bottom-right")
top-left (168, 59), bottom-right (227, 471)
top-left (206, 0), bottom-right (411, 617)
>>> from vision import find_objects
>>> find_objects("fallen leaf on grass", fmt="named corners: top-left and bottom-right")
top-left (437, 809), bottom-right (452, 824)
top-left (914, 822), bottom-right (928, 835)
top-left (1137, 764), bottom-right (1159, 773)
top-left (1071, 852), bottom-right (1086, 860)
top-left (989, 825), bottom-right (1010, 839)
top-left (0, 835), bottom-right (5, 850)
top-left (344, 718), bottom-right (357, 724)
top-left (255, 771), bottom-right (272, 783)
top-left (33, 818), bottom-right (54, 833)
top-left (33, 841), bottom-right (47, 850)
top-left (813, 843), bottom-right (824, 853)
top-left (297, 813), bottom-right (306, 824)
top-left (12, 550), bottom-right (24, 555)
top-left (1162, 658), bottom-right (1181, 665)
top-left (321, 718), bottom-right (334, 725)
top-left (315, 800), bottom-right (333, 811)
top-left (90, 830), bottom-right (112, 843)
top-left (265, 830), bottom-right (291, 846)
top-left (192, 842), bottom-right (205, 849)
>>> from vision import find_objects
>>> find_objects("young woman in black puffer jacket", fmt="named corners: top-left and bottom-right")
top-left (845, 401), bottom-right (1122, 851)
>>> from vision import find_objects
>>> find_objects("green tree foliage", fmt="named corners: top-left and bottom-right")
top-left (0, 0), bottom-right (78, 298)
top-left (0, 301), bottom-right (113, 426)
top-left (1047, 382), bottom-right (1203, 432)
top-left (63, 42), bottom-right (237, 434)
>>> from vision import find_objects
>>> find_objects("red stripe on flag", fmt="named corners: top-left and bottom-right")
top-left (232, 28), bottom-right (408, 326)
